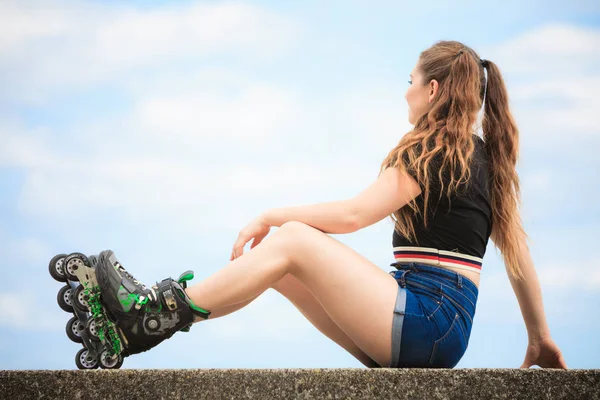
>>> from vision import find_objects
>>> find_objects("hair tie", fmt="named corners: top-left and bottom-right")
top-left (480, 59), bottom-right (489, 68)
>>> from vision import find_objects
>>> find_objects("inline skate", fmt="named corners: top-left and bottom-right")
top-left (49, 250), bottom-right (210, 369)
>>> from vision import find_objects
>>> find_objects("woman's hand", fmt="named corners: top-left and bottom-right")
top-left (230, 215), bottom-right (271, 261)
top-left (520, 336), bottom-right (567, 369)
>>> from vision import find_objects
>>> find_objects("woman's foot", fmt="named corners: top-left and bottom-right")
top-left (95, 250), bottom-right (211, 356)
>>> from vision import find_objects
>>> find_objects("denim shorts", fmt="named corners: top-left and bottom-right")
top-left (373, 262), bottom-right (479, 368)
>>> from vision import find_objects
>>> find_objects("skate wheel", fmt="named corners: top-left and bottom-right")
top-left (73, 284), bottom-right (89, 312)
top-left (99, 350), bottom-right (123, 369)
top-left (57, 284), bottom-right (74, 313)
top-left (66, 316), bottom-right (84, 343)
top-left (86, 318), bottom-right (101, 342)
top-left (63, 253), bottom-right (90, 282)
top-left (49, 254), bottom-right (68, 282)
top-left (75, 348), bottom-right (98, 370)
top-left (88, 254), bottom-right (99, 267)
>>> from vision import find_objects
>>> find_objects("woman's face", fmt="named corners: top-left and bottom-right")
top-left (405, 62), bottom-right (438, 125)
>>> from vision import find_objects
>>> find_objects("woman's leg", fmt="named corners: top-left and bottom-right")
top-left (271, 274), bottom-right (377, 368)
top-left (206, 274), bottom-right (376, 367)
top-left (206, 293), bottom-right (263, 320)
top-left (185, 221), bottom-right (399, 368)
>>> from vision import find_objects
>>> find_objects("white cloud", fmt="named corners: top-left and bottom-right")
top-left (0, 226), bottom-right (54, 268)
top-left (486, 24), bottom-right (600, 76)
top-left (0, 115), bottom-right (378, 232)
top-left (0, 292), bottom-right (64, 331)
top-left (511, 77), bottom-right (600, 139)
top-left (131, 84), bottom-right (301, 144)
top-left (537, 261), bottom-right (600, 290)
top-left (0, 0), bottom-right (72, 53)
top-left (475, 257), bottom-right (600, 327)
top-left (521, 170), bottom-right (552, 193)
top-left (0, 121), bottom-right (55, 168)
top-left (15, 160), bottom-right (376, 236)
top-left (483, 24), bottom-right (600, 143)
top-left (0, 0), bottom-right (300, 104)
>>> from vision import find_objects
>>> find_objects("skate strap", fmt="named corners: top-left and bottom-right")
top-left (154, 277), bottom-right (211, 319)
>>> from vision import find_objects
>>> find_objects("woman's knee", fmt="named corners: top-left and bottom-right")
top-left (269, 222), bottom-right (314, 264)
top-left (267, 221), bottom-right (306, 246)
top-left (279, 221), bottom-right (306, 230)
top-left (278, 221), bottom-right (313, 238)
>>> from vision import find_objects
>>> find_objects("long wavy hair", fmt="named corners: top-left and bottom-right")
top-left (380, 40), bottom-right (526, 280)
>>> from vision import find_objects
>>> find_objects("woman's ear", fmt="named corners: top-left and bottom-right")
top-left (428, 79), bottom-right (439, 103)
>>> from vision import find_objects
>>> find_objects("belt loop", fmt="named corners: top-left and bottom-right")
top-left (399, 270), bottom-right (410, 288)
top-left (457, 274), bottom-right (463, 289)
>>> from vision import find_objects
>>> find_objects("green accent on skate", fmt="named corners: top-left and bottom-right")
top-left (117, 286), bottom-right (136, 312)
top-left (187, 297), bottom-right (211, 316)
top-left (173, 288), bottom-right (210, 316)
top-left (178, 272), bottom-right (194, 283)
top-left (135, 294), bottom-right (149, 306)
top-left (122, 293), bottom-right (137, 309)
top-left (118, 287), bottom-right (150, 311)
top-left (87, 286), bottom-right (123, 357)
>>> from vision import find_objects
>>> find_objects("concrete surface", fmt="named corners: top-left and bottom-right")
top-left (1, 368), bottom-right (598, 399)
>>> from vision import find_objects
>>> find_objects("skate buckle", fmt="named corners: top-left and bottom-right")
top-left (163, 289), bottom-right (178, 310)
top-left (177, 271), bottom-right (194, 289)
top-left (134, 294), bottom-right (149, 310)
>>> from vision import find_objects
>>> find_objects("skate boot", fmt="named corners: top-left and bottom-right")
top-left (94, 250), bottom-right (211, 356)
top-left (49, 250), bottom-right (211, 369)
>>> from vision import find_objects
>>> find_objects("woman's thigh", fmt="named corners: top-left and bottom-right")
top-left (280, 221), bottom-right (400, 368)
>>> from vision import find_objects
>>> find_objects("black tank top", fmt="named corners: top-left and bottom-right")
top-left (392, 134), bottom-right (492, 259)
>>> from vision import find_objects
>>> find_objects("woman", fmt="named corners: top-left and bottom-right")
top-left (68, 40), bottom-right (567, 369)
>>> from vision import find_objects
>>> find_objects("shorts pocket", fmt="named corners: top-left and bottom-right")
top-left (403, 280), bottom-right (444, 318)
top-left (427, 313), bottom-right (468, 368)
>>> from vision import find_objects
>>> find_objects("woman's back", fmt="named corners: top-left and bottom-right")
top-left (392, 134), bottom-right (492, 286)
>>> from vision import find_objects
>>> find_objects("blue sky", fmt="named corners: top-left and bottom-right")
top-left (0, 0), bottom-right (598, 370)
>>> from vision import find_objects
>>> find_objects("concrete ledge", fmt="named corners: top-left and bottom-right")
top-left (1, 369), bottom-right (598, 399)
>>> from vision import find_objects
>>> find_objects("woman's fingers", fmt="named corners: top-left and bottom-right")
top-left (231, 217), bottom-right (272, 260)
top-left (520, 342), bottom-right (568, 369)
top-left (250, 231), bottom-right (268, 249)
top-left (558, 354), bottom-right (568, 369)
top-left (231, 235), bottom-right (247, 260)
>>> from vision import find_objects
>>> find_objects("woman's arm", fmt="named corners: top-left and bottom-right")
top-left (507, 244), bottom-right (551, 340)
top-left (260, 200), bottom-right (358, 234)
top-left (493, 230), bottom-right (550, 341)
top-left (260, 167), bottom-right (422, 234)
top-left (493, 229), bottom-right (567, 368)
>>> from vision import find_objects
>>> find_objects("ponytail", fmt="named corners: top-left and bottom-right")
top-left (482, 60), bottom-right (527, 281)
